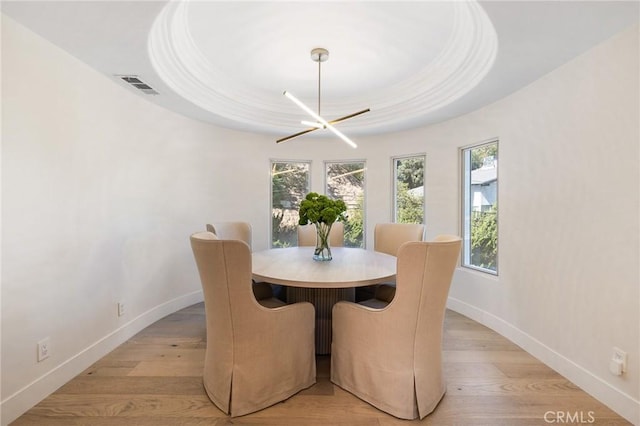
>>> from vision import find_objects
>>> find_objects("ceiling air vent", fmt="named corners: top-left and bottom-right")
top-left (119, 75), bottom-right (158, 95)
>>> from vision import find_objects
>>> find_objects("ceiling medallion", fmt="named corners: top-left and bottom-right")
top-left (149, 1), bottom-right (497, 136)
top-left (278, 48), bottom-right (370, 148)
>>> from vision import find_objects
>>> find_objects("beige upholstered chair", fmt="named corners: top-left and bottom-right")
top-left (206, 222), bottom-right (283, 305)
top-left (331, 236), bottom-right (462, 420)
top-left (297, 222), bottom-right (345, 247)
top-left (190, 232), bottom-right (316, 417)
top-left (373, 222), bottom-right (425, 256)
top-left (206, 222), bottom-right (252, 249)
top-left (357, 222), bottom-right (425, 304)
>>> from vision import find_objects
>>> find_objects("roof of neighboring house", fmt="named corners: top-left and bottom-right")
top-left (471, 158), bottom-right (497, 185)
top-left (405, 161), bottom-right (497, 192)
top-left (408, 186), bottom-right (424, 197)
top-left (471, 166), bottom-right (497, 185)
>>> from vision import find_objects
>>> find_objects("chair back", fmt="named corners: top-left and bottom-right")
top-left (331, 234), bottom-right (461, 419)
top-left (394, 235), bottom-right (461, 414)
top-left (190, 231), bottom-right (316, 416)
top-left (190, 232), bottom-right (257, 413)
top-left (297, 222), bottom-right (344, 247)
top-left (374, 223), bottom-right (425, 256)
top-left (206, 222), bottom-right (252, 249)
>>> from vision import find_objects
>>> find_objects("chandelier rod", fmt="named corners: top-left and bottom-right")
top-left (318, 58), bottom-right (321, 117)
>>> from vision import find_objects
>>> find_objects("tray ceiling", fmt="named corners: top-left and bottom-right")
top-left (2, 1), bottom-right (638, 138)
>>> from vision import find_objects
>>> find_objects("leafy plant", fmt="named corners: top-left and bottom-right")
top-left (343, 194), bottom-right (364, 247)
top-left (471, 144), bottom-right (498, 170)
top-left (471, 204), bottom-right (498, 270)
top-left (396, 181), bottom-right (424, 224)
top-left (396, 157), bottom-right (424, 189)
top-left (298, 192), bottom-right (348, 259)
top-left (298, 192), bottom-right (347, 226)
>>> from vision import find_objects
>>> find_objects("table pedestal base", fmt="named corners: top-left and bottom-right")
top-left (287, 287), bottom-right (355, 355)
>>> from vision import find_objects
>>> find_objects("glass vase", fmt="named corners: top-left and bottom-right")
top-left (313, 222), bottom-right (333, 261)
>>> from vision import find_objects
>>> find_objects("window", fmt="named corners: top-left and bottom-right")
top-left (393, 154), bottom-right (425, 224)
top-left (271, 160), bottom-right (310, 248)
top-left (326, 161), bottom-right (366, 248)
top-left (462, 141), bottom-right (498, 273)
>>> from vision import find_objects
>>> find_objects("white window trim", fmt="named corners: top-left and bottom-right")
top-left (391, 153), bottom-right (426, 224)
top-left (269, 158), bottom-right (312, 248)
top-left (459, 139), bottom-right (499, 275)
top-left (324, 159), bottom-right (367, 249)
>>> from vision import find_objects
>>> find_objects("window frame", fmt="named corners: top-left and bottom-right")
top-left (391, 153), bottom-right (426, 224)
top-left (324, 159), bottom-right (367, 248)
top-left (460, 139), bottom-right (499, 275)
top-left (269, 158), bottom-right (312, 248)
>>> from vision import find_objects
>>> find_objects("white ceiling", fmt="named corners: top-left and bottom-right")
top-left (2, 1), bottom-right (638, 142)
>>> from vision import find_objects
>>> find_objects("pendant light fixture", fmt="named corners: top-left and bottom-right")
top-left (278, 48), bottom-right (370, 148)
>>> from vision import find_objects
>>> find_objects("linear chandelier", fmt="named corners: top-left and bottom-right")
top-left (278, 48), bottom-right (370, 148)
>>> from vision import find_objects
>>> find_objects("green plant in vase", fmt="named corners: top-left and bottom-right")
top-left (298, 192), bottom-right (347, 261)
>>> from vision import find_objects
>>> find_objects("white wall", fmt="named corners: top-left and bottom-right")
top-left (357, 25), bottom-right (639, 422)
top-left (0, 15), bottom-right (275, 424)
top-left (2, 14), bottom-right (638, 425)
top-left (358, 25), bottom-right (639, 423)
top-left (466, 25), bottom-right (639, 422)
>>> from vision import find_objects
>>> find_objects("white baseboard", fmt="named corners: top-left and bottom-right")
top-left (447, 297), bottom-right (640, 426)
top-left (1, 290), bottom-right (204, 426)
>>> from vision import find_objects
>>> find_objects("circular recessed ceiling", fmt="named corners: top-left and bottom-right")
top-left (148, 1), bottom-right (497, 137)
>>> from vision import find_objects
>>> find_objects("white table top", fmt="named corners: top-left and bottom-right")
top-left (252, 247), bottom-right (396, 288)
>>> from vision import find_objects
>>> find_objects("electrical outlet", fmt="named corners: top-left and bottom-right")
top-left (612, 347), bottom-right (627, 373)
top-left (37, 337), bottom-right (50, 362)
top-left (117, 302), bottom-right (125, 317)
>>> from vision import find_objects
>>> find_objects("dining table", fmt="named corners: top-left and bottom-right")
top-left (252, 246), bottom-right (396, 354)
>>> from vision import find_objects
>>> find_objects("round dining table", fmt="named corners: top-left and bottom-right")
top-left (252, 246), bottom-right (396, 354)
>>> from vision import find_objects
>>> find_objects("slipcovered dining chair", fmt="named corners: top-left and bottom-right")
top-left (206, 222), bottom-right (283, 304)
top-left (206, 222), bottom-right (252, 248)
top-left (356, 222), bottom-right (425, 304)
top-left (373, 222), bottom-right (425, 256)
top-left (331, 236), bottom-right (462, 420)
top-left (297, 222), bottom-right (345, 247)
top-left (190, 232), bottom-right (316, 417)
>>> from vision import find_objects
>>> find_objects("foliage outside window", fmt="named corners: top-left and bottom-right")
top-left (462, 141), bottom-right (498, 273)
top-left (271, 160), bottom-right (310, 248)
top-left (326, 161), bottom-right (366, 248)
top-left (393, 155), bottom-right (425, 224)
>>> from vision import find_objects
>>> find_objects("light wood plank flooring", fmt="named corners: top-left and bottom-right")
top-left (13, 303), bottom-right (631, 425)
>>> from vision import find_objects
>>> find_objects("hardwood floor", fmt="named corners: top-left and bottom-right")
top-left (13, 303), bottom-right (630, 425)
